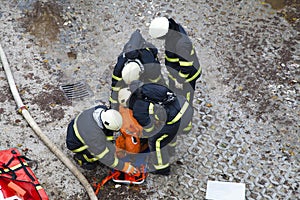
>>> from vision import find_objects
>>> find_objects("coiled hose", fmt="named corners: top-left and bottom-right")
top-left (0, 44), bottom-right (98, 200)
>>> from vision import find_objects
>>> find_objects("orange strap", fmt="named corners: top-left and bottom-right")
top-left (94, 171), bottom-right (121, 195)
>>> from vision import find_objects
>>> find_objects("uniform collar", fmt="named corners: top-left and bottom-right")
top-left (93, 108), bottom-right (105, 128)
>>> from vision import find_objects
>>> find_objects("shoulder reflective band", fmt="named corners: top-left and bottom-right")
top-left (167, 101), bottom-right (189, 125)
top-left (148, 103), bottom-right (154, 115)
top-left (112, 74), bottom-right (122, 81)
top-left (154, 134), bottom-right (170, 170)
top-left (109, 96), bottom-right (118, 104)
top-left (165, 55), bottom-right (179, 62)
top-left (179, 60), bottom-right (193, 67)
top-left (186, 66), bottom-right (202, 82)
top-left (73, 115), bottom-right (89, 152)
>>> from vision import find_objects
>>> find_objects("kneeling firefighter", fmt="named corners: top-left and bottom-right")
top-left (110, 29), bottom-right (165, 109)
top-left (66, 104), bottom-right (139, 175)
top-left (118, 82), bottom-right (193, 175)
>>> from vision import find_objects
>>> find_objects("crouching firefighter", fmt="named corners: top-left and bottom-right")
top-left (118, 82), bottom-right (193, 175)
top-left (66, 104), bottom-right (139, 175)
top-left (110, 29), bottom-right (165, 110)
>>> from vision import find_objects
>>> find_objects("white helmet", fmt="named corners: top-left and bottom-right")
top-left (149, 17), bottom-right (169, 38)
top-left (122, 61), bottom-right (143, 84)
top-left (118, 87), bottom-right (132, 107)
top-left (100, 109), bottom-right (123, 131)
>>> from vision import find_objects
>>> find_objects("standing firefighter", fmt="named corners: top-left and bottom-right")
top-left (66, 105), bottom-right (139, 175)
top-left (110, 29), bottom-right (165, 109)
top-left (149, 17), bottom-right (202, 104)
top-left (118, 82), bottom-right (193, 175)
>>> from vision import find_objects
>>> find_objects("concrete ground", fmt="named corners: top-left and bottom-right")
top-left (0, 0), bottom-right (299, 199)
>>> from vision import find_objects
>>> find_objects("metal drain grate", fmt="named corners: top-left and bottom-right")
top-left (60, 81), bottom-right (93, 100)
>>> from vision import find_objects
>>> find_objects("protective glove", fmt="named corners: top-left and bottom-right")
top-left (122, 162), bottom-right (139, 175)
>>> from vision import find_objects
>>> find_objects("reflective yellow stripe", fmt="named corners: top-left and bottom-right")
top-left (154, 134), bottom-right (169, 169)
top-left (73, 115), bottom-right (86, 144)
top-left (167, 101), bottom-right (189, 125)
top-left (95, 147), bottom-right (109, 159)
top-left (36, 186), bottom-right (43, 190)
top-left (186, 92), bottom-right (191, 102)
top-left (168, 141), bottom-right (177, 147)
top-left (186, 66), bottom-right (202, 82)
top-left (154, 163), bottom-right (170, 170)
top-left (110, 157), bottom-right (119, 168)
top-left (183, 121), bottom-right (192, 131)
top-left (109, 96), bottom-right (118, 103)
top-left (72, 145), bottom-right (88, 153)
top-left (146, 47), bottom-right (150, 51)
top-left (112, 86), bottom-right (121, 92)
top-left (179, 60), bottom-right (193, 67)
top-left (179, 71), bottom-right (189, 78)
top-left (190, 47), bottom-right (195, 55)
top-left (106, 136), bottom-right (114, 141)
top-left (154, 114), bottom-right (160, 120)
top-left (168, 73), bottom-right (176, 81)
top-left (149, 75), bottom-right (162, 83)
top-left (112, 74), bottom-right (122, 81)
top-left (165, 55), bottom-right (179, 62)
top-left (83, 154), bottom-right (99, 162)
top-left (149, 103), bottom-right (154, 115)
top-left (144, 124), bottom-right (155, 132)
top-left (0, 163), bottom-right (28, 173)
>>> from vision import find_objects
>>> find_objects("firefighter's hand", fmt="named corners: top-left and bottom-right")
top-left (122, 162), bottom-right (139, 175)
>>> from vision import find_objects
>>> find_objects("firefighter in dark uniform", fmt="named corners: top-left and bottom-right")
top-left (149, 17), bottom-right (202, 104)
top-left (66, 105), bottom-right (138, 175)
top-left (118, 82), bottom-right (193, 175)
top-left (110, 29), bottom-right (165, 109)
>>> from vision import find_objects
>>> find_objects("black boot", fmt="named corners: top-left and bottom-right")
top-left (73, 154), bottom-right (97, 170)
top-left (150, 166), bottom-right (171, 176)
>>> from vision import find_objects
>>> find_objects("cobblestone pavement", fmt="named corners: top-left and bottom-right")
top-left (0, 0), bottom-right (299, 199)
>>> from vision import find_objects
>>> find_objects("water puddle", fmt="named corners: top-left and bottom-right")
top-left (265, 0), bottom-right (286, 10)
top-left (20, 1), bottom-right (63, 46)
top-left (263, 0), bottom-right (299, 30)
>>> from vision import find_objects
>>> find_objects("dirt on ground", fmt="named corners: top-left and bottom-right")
top-left (0, 0), bottom-right (299, 199)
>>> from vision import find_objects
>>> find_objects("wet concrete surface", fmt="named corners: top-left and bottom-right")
top-left (0, 0), bottom-right (299, 199)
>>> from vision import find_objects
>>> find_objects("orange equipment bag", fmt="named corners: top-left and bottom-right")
top-left (115, 106), bottom-right (148, 157)
top-left (0, 148), bottom-right (49, 200)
